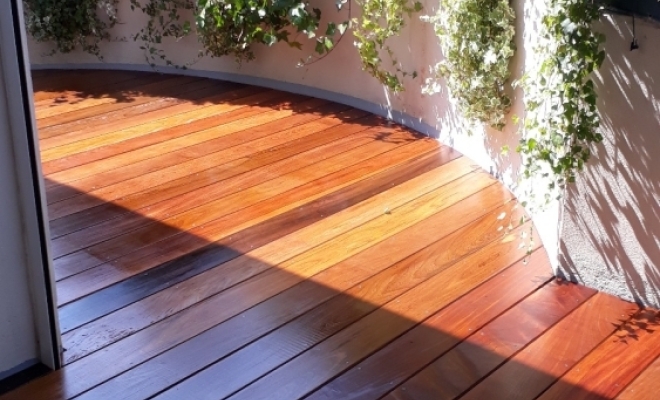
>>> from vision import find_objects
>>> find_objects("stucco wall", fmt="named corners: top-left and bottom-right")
top-left (558, 14), bottom-right (660, 306)
top-left (27, 1), bottom-right (660, 306)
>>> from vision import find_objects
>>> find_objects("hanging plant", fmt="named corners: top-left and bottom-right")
top-left (423, 0), bottom-right (516, 129)
top-left (129, 0), bottom-right (195, 68)
top-left (195, 0), bottom-right (326, 62)
top-left (23, 0), bottom-right (118, 58)
top-left (353, 0), bottom-right (423, 92)
top-left (516, 0), bottom-right (605, 208)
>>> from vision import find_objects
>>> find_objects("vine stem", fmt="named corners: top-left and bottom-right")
top-left (300, 1), bottom-right (353, 67)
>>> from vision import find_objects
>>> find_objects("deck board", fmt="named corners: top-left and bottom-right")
top-left (2, 70), bottom-right (659, 400)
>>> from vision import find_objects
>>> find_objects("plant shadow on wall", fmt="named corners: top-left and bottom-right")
top-left (23, 0), bottom-right (425, 92)
top-left (559, 14), bottom-right (660, 307)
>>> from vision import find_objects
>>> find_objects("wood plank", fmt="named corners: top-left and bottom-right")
top-left (303, 255), bottom-right (553, 400)
top-left (45, 104), bottom-right (366, 212)
top-left (48, 113), bottom-right (380, 253)
top-left (33, 74), bottom-right (197, 111)
top-left (37, 78), bottom-right (238, 140)
top-left (50, 124), bottom-right (417, 261)
top-left (44, 92), bottom-right (319, 184)
top-left (50, 128), bottom-right (444, 282)
top-left (375, 281), bottom-right (595, 400)
top-left (34, 74), bottom-right (173, 118)
top-left (36, 79), bottom-right (241, 130)
top-left (31, 70), bottom-right (145, 101)
top-left (617, 354), bottom-right (660, 400)
top-left (225, 224), bottom-right (542, 400)
top-left (52, 127), bottom-right (413, 302)
top-left (55, 141), bottom-right (453, 332)
top-left (461, 293), bottom-right (638, 400)
top-left (143, 201), bottom-right (525, 400)
top-left (537, 308), bottom-right (660, 400)
top-left (40, 87), bottom-right (277, 158)
top-left (2, 152), bottom-right (473, 400)
top-left (60, 155), bottom-right (477, 362)
top-left (63, 181), bottom-right (510, 366)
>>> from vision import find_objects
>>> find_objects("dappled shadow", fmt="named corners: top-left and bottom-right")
top-left (558, 13), bottom-right (660, 307)
top-left (2, 69), bottom-right (647, 400)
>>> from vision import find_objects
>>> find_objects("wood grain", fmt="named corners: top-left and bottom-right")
top-left (462, 292), bottom-right (638, 400)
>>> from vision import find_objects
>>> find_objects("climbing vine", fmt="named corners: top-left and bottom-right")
top-left (422, 0), bottom-right (516, 129)
top-left (516, 0), bottom-right (605, 208)
top-left (23, 0), bottom-right (118, 58)
top-left (353, 0), bottom-right (423, 92)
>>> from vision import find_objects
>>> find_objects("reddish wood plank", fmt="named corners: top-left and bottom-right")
top-left (34, 74), bottom-right (173, 118)
top-left (617, 354), bottom-right (660, 400)
top-left (37, 79), bottom-right (242, 130)
top-left (461, 293), bottom-right (638, 400)
top-left (378, 281), bottom-right (595, 400)
top-left (74, 192), bottom-right (518, 400)
top-left (51, 136), bottom-right (453, 288)
top-left (1, 154), bottom-right (477, 400)
top-left (48, 114), bottom-right (381, 260)
top-left (303, 254), bottom-right (553, 400)
top-left (59, 155), bottom-right (477, 362)
top-left (63, 180), bottom-right (508, 368)
top-left (46, 103), bottom-right (362, 216)
top-left (51, 136), bottom-right (439, 291)
top-left (537, 308), bottom-right (660, 400)
top-left (55, 146), bottom-right (467, 333)
top-left (225, 224), bottom-right (541, 400)
top-left (44, 93), bottom-right (321, 188)
top-left (50, 128), bottom-right (422, 261)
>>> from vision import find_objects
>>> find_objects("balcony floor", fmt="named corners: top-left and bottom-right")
top-left (3, 69), bottom-right (660, 399)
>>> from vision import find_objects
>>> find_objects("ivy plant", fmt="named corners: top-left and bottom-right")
top-left (422, 0), bottom-right (516, 129)
top-left (353, 0), bottom-right (423, 92)
top-left (129, 0), bottom-right (195, 68)
top-left (23, 0), bottom-right (119, 58)
top-left (516, 0), bottom-right (605, 208)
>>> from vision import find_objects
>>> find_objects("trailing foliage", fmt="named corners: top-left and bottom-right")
top-left (423, 0), bottom-right (515, 129)
top-left (353, 0), bottom-right (423, 92)
top-left (516, 0), bottom-right (605, 207)
top-left (129, 0), bottom-right (195, 67)
top-left (23, 0), bottom-right (118, 58)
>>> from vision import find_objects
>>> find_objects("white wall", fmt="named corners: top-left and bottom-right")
top-left (558, 14), bottom-right (660, 306)
top-left (26, 1), bottom-right (660, 306)
top-left (0, 1), bottom-right (59, 378)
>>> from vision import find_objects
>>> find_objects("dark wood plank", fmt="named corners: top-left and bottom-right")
top-left (224, 224), bottom-right (541, 400)
top-left (141, 201), bottom-right (524, 400)
top-left (461, 292), bottom-right (638, 400)
top-left (536, 308), bottom-right (660, 400)
top-left (63, 178), bottom-right (508, 368)
top-left (56, 142), bottom-right (457, 332)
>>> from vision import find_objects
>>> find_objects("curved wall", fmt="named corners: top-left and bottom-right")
top-left (25, 1), bottom-right (660, 306)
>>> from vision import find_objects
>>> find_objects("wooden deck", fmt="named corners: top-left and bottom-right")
top-left (3, 69), bottom-right (660, 399)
